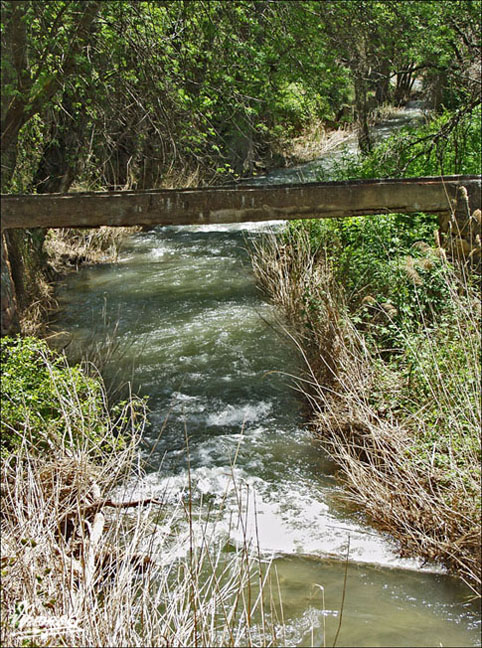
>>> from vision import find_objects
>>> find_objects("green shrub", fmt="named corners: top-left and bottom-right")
top-left (1, 336), bottom-right (133, 456)
top-left (327, 104), bottom-right (481, 180)
top-left (285, 211), bottom-right (452, 351)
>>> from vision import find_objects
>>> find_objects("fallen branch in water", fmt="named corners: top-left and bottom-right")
top-left (79, 496), bottom-right (164, 515)
top-left (58, 493), bottom-right (164, 545)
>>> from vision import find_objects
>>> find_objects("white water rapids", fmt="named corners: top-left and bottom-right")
top-left (54, 106), bottom-right (481, 646)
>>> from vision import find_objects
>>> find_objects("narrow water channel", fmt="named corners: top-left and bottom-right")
top-left (54, 109), bottom-right (481, 646)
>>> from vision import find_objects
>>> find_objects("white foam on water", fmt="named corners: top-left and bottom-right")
top-left (172, 221), bottom-right (283, 234)
top-left (148, 245), bottom-right (170, 260)
top-left (170, 390), bottom-right (203, 405)
top-left (119, 239), bottom-right (174, 263)
top-left (114, 467), bottom-right (444, 574)
top-left (206, 400), bottom-right (272, 427)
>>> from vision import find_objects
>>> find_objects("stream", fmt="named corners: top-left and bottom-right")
top-left (54, 106), bottom-right (481, 646)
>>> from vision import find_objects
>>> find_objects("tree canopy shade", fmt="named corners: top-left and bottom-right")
top-left (1, 0), bottom-right (480, 193)
top-left (0, 0), bottom-right (480, 337)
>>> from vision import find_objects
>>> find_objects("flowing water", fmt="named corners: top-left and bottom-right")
top-left (242, 101), bottom-right (429, 186)
top-left (54, 108), bottom-right (481, 646)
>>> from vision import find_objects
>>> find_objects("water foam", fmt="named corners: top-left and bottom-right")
top-left (206, 401), bottom-right (272, 427)
top-left (115, 466), bottom-right (444, 574)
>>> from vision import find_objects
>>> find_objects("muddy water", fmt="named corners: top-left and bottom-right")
top-left (54, 109), bottom-right (480, 646)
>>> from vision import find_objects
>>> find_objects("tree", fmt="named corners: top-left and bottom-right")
top-left (1, 0), bottom-right (102, 191)
top-left (1, 1), bottom-right (102, 334)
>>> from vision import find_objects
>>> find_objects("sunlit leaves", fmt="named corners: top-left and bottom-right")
top-left (2, 0), bottom-right (480, 190)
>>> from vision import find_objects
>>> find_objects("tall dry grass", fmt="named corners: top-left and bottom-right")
top-left (44, 226), bottom-right (137, 274)
top-left (1, 356), bottom-right (286, 647)
top-left (279, 121), bottom-right (354, 166)
top-left (251, 229), bottom-right (481, 595)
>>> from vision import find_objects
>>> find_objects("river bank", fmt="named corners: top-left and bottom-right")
top-left (251, 226), bottom-right (481, 595)
top-left (248, 103), bottom-right (481, 595)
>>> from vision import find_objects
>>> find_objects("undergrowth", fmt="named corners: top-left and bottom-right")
top-left (0, 337), bottom-right (142, 457)
top-left (0, 336), bottom-right (287, 647)
top-left (327, 103), bottom-right (481, 179)
top-left (284, 210), bottom-right (466, 355)
top-left (250, 222), bottom-right (481, 594)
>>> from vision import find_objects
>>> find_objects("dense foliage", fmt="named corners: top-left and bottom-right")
top-left (0, 336), bottom-right (142, 456)
top-left (287, 212), bottom-right (450, 348)
top-left (2, 0), bottom-right (480, 193)
top-left (1, 0), bottom-right (479, 334)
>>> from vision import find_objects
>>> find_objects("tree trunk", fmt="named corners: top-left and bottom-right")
top-left (354, 73), bottom-right (372, 155)
top-left (375, 60), bottom-right (391, 105)
top-left (353, 40), bottom-right (372, 156)
top-left (1, 233), bottom-right (20, 335)
top-left (1, 1), bottom-right (102, 192)
top-left (394, 63), bottom-right (415, 105)
top-left (428, 71), bottom-right (446, 112)
top-left (0, 140), bottom-right (19, 194)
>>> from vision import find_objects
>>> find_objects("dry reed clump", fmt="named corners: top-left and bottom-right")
top-left (1, 364), bottom-right (285, 647)
top-left (250, 229), bottom-right (481, 596)
top-left (1, 443), bottom-right (285, 647)
top-left (251, 229), bottom-right (348, 390)
top-left (44, 226), bottom-right (138, 274)
top-left (311, 318), bottom-right (481, 595)
top-left (18, 270), bottom-right (58, 337)
top-left (276, 121), bottom-right (354, 166)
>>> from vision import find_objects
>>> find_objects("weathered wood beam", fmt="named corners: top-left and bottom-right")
top-left (1, 175), bottom-right (480, 230)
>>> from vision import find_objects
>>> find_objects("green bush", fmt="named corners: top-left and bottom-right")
top-left (327, 104), bottom-right (481, 180)
top-left (1, 336), bottom-right (131, 456)
top-left (285, 211), bottom-right (452, 351)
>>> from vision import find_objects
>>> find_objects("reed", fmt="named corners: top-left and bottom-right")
top-left (1, 348), bottom-right (286, 647)
top-left (44, 226), bottom-right (138, 273)
top-left (250, 227), bottom-right (481, 595)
